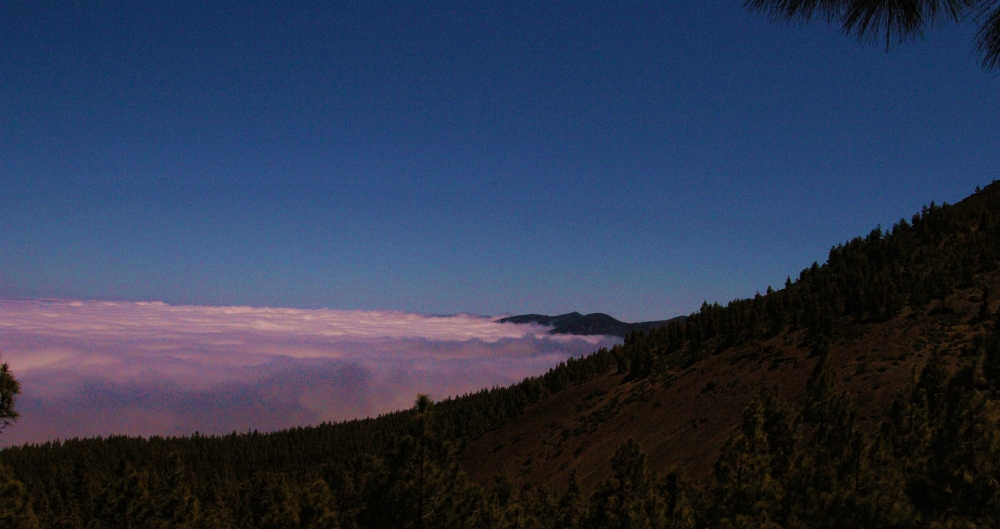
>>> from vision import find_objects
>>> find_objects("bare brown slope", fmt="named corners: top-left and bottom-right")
top-left (460, 276), bottom-right (998, 491)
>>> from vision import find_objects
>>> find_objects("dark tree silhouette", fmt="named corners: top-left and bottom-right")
top-left (0, 355), bottom-right (20, 432)
top-left (745, 0), bottom-right (1000, 68)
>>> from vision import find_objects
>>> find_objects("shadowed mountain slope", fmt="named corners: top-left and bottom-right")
top-left (464, 290), bottom-right (995, 489)
top-left (464, 181), bottom-right (1000, 489)
top-left (2, 181), bottom-right (1000, 527)
top-left (498, 312), bottom-right (681, 337)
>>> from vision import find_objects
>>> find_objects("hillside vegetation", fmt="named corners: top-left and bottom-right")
top-left (1, 182), bottom-right (1000, 527)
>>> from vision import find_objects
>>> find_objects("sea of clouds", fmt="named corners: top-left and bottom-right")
top-left (0, 299), bottom-right (618, 447)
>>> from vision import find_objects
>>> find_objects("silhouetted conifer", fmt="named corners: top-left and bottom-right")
top-left (153, 453), bottom-right (200, 528)
top-left (981, 289), bottom-right (994, 323)
top-left (97, 462), bottom-right (154, 529)
top-left (0, 465), bottom-right (40, 529)
top-left (585, 438), bottom-right (680, 529)
top-left (369, 395), bottom-right (471, 529)
top-left (246, 474), bottom-right (300, 529)
top-left (299, 479), bottom-right (340, 529)
top-left (711, 401), bottom-right (783, 528)
top-left (555, 471), bottom-right (584, 529)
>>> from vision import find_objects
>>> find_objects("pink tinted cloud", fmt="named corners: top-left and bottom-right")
top-left (0, 299), bottom-right (618, 446)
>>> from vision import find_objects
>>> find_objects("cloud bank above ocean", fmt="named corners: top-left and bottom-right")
top-left (0, 300), bottom-right (618, 447)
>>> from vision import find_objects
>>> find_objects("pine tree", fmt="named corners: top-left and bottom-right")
top-left (97, 462), bottom-right (155, 529)
top-left (477, 469), bottom-right (517, 529)
top-left (298, 479), bottom-right (339, 529)
top-left (247, 474), bottom-right (300, 529)
top-left (984, 333), bottom-right (1000, 393)
top-left (979, 289), bottom-right (993, 323)
top-left (370, 395), bottom-right (471, 529)
top-left (760, 390), bottom-right (798, 480)
top-left (0, 358), bottom-right (20, 431)
top-left (0, 465), bottom-right (40, 529)
top-left (194, 491), bottom-right (234, 529)
top-left (555, 471), bottom-right (585, 529)
top-left (803, 352), bottom-right (834, 424)
top-left (585, 438), bottom-right (671, 529)
top-left (655, 469), bottom-right (697, 529)
top-left (842, 422), bottom-right (912, 528)
top-left (517, 485), bottom-right (562, 529)
top-left (711, 401), bottom-right (783, 529)
top-left (153, 453), bottom-right (200, 528)
top-left (914, 355), bottom-right (1000, 525)
top-left (916, 349), bottom-right (949, 414)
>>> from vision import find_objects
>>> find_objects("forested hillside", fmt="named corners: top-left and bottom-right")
top-left (1, 182), bottom-right (1000, 527)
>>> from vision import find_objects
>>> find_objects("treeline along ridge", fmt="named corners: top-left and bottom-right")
top-left (1, 182), bottom-right (1000, 527)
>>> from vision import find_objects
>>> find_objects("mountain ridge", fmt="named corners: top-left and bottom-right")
top-left (498, 311), bottom-right (683, 337)
top-left (2, 181), bottom-right (1000, 527)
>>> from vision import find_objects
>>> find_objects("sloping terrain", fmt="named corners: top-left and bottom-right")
top-left (464, 182), bottom-right (1000, 491)
top-left (2, 182), bottom-right (1000, 527)
top-left (464, 280), bottom-right (996, 489)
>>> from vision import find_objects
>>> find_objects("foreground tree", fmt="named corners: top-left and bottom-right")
top-left (0, 465), bottom-right (39, 529)
top-left (745, 0), bottom-right (1000, 68)
top-left (586, 438), bottom-right (698, 529)
top-left (0, 356), bottom-right (20, 431)
top-left (711, 401), bottom-right (784, 528)
top-left (365, 395), bottom-right (472, 529)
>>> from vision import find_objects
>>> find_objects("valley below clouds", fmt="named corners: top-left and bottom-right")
top-left (0, 300), bottom-right (617, 447)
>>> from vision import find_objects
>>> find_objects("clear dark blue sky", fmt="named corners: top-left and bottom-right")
top-left (2, 1), bottom-right (998, 321)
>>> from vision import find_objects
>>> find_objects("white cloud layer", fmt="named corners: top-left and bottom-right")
top-left (0, 299), bottom-right (617, 447)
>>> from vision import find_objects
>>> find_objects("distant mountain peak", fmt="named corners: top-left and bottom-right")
top-left (498, 312), bottom-right (682, 337)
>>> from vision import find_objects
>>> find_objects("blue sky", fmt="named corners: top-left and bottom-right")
top-left (3, 1), bottom-right (998, 322)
